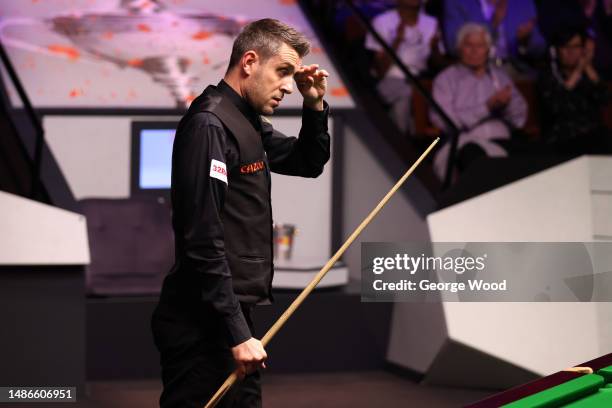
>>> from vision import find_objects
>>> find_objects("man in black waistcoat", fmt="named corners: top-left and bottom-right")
top-left (151, 18), bottom-right (331, 408)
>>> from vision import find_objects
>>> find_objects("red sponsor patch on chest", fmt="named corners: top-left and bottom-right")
top-left (240, 160), bottom-right (265, 174)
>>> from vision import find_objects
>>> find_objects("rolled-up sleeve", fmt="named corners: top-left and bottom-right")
top-left (173, 112), bottom-right (251, 347)
top-left (263, 102), bottom-right (331, 177)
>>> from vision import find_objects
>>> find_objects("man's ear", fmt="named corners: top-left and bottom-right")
top-left (241, 50), bottom-right (259, 76)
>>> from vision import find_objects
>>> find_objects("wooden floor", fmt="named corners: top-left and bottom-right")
top-left (8, 371), bottom-right (493, 407)
top-left (262, 371), bottom-right (492, 408)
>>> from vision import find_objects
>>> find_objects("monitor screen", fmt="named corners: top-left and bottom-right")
top-left (139, 129), bottom-right (175, 189)
top-left (131, 122), bottom-right (178, 193)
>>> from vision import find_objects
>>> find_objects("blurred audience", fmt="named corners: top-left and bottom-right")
top-left (431, 23), bottom-right (527, 180)
top-left (443, 0), bottom-right (546, 76)
top-left (365, 0), bottom-right (444, 134)
top-left (537, 0), bottom-right (612, 79)
top-left (537, 27), bottom-right (611, 156)
top-left (304, 0), bottom-right (612, 188)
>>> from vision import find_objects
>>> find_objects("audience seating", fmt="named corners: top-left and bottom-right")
top-left (412, 79), bottom-right (612, 140)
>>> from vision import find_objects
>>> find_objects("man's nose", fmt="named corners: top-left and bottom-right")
top-left (280, 78), bottom-right (293, 95)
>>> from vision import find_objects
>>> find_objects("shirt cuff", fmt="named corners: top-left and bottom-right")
top-left (302, 100), bottom-right (329, 133)
top-left (224, 310), bottom-right (252, 347)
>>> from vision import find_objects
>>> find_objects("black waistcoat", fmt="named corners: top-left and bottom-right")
top-left (188, 85), bottom-right (273, 304)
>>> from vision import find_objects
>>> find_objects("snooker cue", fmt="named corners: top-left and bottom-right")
top-left (204, 137), bottom-right (441, 408)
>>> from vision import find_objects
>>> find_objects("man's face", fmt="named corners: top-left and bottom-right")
top-left (459, 31), bottom-right (490, 69)
top-left (558, 35), bottom-right (584, 69)
top-left (245, 43), bottom-right (301, 115)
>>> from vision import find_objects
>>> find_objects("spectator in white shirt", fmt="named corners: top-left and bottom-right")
top-left (431, 23), bottom-right (527, 180)
top-left (365, 0), bottom-right (442, 135)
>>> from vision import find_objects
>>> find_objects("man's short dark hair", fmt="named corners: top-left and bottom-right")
top-left (227, 18), bottom-right (310, 69)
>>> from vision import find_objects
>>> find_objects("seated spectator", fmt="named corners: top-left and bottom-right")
top-left (365, 0), bottom-right (443, 134)
top-left (443, 0), bottom-right (546, 75)
top-left (537, 0), bottom-right (612, 79)
top-left (537, 27), bottom-right (611, 156)
top-left (431, 23), bottom-right (527, 180)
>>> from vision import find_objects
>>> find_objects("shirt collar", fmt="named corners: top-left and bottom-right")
top-left (217, 79), bottom-right (262, 132)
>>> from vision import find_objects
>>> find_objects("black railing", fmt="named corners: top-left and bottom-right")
top-left (0, 41), bottom-right (44, 201)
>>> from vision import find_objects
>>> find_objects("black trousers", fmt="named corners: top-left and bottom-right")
top-left (151, 301), bottom-right (261, 408)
